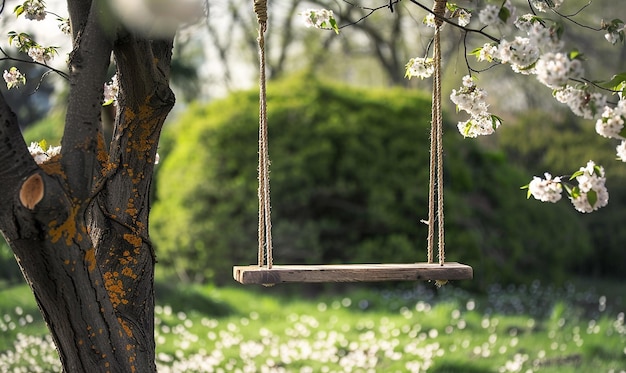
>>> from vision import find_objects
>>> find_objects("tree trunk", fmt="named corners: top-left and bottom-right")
top-left (0, 1), bottom-right (175, 371)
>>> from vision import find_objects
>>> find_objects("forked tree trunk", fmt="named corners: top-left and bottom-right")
top-left (0, 0), bottom-right (175, 371)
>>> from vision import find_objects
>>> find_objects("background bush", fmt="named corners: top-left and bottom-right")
top-left (151, 73), bottom-right (591, 287)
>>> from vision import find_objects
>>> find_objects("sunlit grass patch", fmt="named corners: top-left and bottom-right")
top-left (0, 280), bottom-right (625, 372)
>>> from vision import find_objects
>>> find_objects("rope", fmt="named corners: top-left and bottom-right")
top-left (427, 0), bottom-right (446, 266)
top-left (255, 0), bottom-right (272, 268)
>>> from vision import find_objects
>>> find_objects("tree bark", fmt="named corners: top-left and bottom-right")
top-left (0, 1), bottom-right (175, 371)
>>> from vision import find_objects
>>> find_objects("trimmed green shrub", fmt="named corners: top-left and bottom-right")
top-left (151, 74), bottom-right (591, 287)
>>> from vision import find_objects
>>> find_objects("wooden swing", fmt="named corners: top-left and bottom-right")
top-left (233, 0), bottom-right (472, 285)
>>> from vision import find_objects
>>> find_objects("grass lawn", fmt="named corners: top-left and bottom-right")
top-left (0, 279), bottom-right (624, 372)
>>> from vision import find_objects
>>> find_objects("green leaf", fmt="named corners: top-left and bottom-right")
top-left (568, 49), bottom-right (583, 60)
top-left (462, 120), bottom-right (473, 137)
top-left (569, 170), bottom-right (584, 180)
top-left (498, 6), bottom-right (510, 23)
top-left (586, 189), bottom-right (598, 207)
top-left (14, 5), bottom-right (24, 17)
top-left (329, 18), bottom-right (339, 34)
top-left (568, 185), bottom-right (581, 199)
top-left (490, 114), bottom-right (503, 130)
top-left (38, 139), bottom-right (48, 150)
top-left (601, 72), bottom-right (626, 91)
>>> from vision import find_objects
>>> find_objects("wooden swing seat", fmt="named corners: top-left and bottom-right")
top-left (233, 262), bottom-right (472, 285)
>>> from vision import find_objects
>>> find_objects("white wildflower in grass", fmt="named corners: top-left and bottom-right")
top-left (15, 0), bottom-right (46, 21)
top-left (527, 173), bottom-right (563, 203)
top-left (595, 106), bottom-right (625, 139)
top-left (3, 67), bottom-right (26, 89)
top-left (535, 52), bottom-right (583, 89)
top-left (554, 86), bottom-right (606, 119)
top-left (300, 9), bottom-right (339, 33)
top-left (568, 161), bottom-right (609, 213)
top-left (616, 140), bottom-right (626, 162)
top-left (103, 75), bottom-right (119, 106)
top-left (405, 57), bottom-right (434, 79)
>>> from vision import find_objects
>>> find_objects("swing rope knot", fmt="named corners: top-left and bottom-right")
top-left (254, 0), bottom-right (268, 32)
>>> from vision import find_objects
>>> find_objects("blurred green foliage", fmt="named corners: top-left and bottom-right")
top-left (151, 73), bottom-right (591, 287)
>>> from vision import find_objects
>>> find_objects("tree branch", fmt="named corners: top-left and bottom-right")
top-left (62, 0), bottom-right (113, 201)
top-left (0, 91), bottom-right (39, 234)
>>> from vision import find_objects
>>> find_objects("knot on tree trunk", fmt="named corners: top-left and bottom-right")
top-left (19, 173), bottom-right (44, 210)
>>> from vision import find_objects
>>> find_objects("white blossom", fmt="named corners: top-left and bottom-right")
top-left (451, 76), bottom-right (501, 137)
top-left (569, 161), bottom-right (609, 213)
top-left (27, 46), bottom-right (53, 64)
top-left (28, 142), bottom-right (61, 164)
top-left (498, 37), bottom-right (540, 72)
top-left (457, 114), bottom-right (501, 138)
top-left (22, 0), bottom-right (46, 21)
top-left (300, 9), bottom-right (335, 30)
top-left (528, 173), bottom-right (563, 203)
top-left (457, 9), bottom-right (471, 27)
top-left (450, 77), bottom-right (489, 117)
top-left (59, 18), bottom-right (71, 35)
top-left (554, 86), bottom-right (606, 119)
top-left (3, 67), bottom-right (26, 89)
top-left (478, 5), bottom-right (501, 26)
top-left (616, 140), bottom-right (626, 162)
top-left (477, 43), bottom-right (499, 62)
top-left (423, 13), bottom-right (437, 28)
top-left (103, 75), bottom-right (119, 106)
top-left (405, 57), bottom-right (434, 79)
top-left (535, 52), bottom-right (583, 89)
top-left (595, 106), bottom-right (625, 139)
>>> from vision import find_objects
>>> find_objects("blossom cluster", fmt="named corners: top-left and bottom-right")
top-left (3, 67), bottom-right (26, 89)
top-left (528, 173), bottom-right (562, 203)
top-left (526, 161), bottom-right (609, 213)
top-left (28, 141), bottom-right (61, 164)
top-left (299, 9), bottom-right (339, 33)
top-left (450, 75), bottom-right (501, 137)
top-left (569, 161), bottom-right (609, 213)
top-left (404, 57), bottom-right (434, 80)
top-left (15, 0), bottom-right (46, 21)
top-left (8, 32), bottom-right (57, 65)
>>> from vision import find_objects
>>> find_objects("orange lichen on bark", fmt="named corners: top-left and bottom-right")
top-left (48, 205), bottom-right (82, 245)
top-left (123, 233), bottom-right (142, 248)
top-left (103, 271), bottom-right (128, 308)
top-left (121, 266), bottom-right (137, 280)
top-left (118, 317), bottom-right (134, 338)
top-left (85, 247), bottom-right (96, 272)
top-left (39, 155), bottom-right (63, 177)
